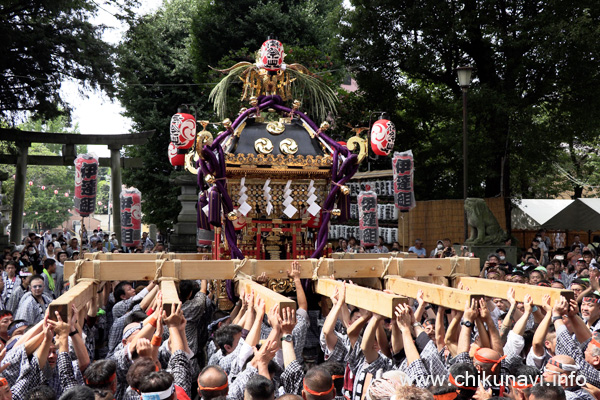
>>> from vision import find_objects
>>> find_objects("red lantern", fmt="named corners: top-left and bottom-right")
top-left (54, 189), bottom-right (58, 195)
top-left (170, 113), bottom-right (196, 149)
top-left (370, 119), bottom-right (396, 156)
top-left (41, 186), bottom-right (46, 190)
top-left (35, 212), bottom-right (38, 215)
top-left (28, 181), bottom-right (33, 186)
top-left (74, 153), bottom-right (98, 217)
top-left (259, 39), bottom-right (284, 71)
top-left (120, 188), bottom-right (142, 247)
top-left (64, 192), bottom-right (69, 197)
top-left (168, 142), bottom-right (185, 167)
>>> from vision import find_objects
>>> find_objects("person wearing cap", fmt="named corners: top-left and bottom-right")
top-left (570, 278), bottom-right (590, 303)
top-left (528, 269), bottom-right (543, 285)
top-left (511, 269), bottom-right (527, 284)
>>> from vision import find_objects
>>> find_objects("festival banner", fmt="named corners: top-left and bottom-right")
top-left (120, 188), bottom-right (142, 247)
top-left (74, 153), bottom-right (98, 217)
top-left (358, 191), bottom-right (378, 247)
top-left (392, 150), bottom-right (416, 211)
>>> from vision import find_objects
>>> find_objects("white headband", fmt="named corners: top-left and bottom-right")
top-left (141, 384), bottom-right (175, 400)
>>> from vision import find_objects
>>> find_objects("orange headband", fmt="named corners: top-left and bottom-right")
top-left (198, 382), bottom-right (228, 392)
top-left (85, 373), bottom-right (116, 386)
top-left (303, 382), bottom-right (334, 396)
top-left (0, 378), bottom-right (7, 387)
top-left (511, 381), bottom-right (533, 390)
top-left (591, 338), bottom-right (600, 349)
top-left (433, 393), bottom-right (458, 400)
top-left (331, 375), bottom-right (344, 380)
top-left (448, 374), bottom-right (477, 391)
top-left (474, 349), bottom-right (506, 372)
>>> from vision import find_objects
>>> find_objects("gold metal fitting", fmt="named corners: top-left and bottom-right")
top-left (249, 97), bottom-right (258, 107)
top-left (222, 118), bottom-right (232, 129)
top-left (204, 174), bottom-right (216, 185)
top-left (320, 121), bottom-right (330, 131)
top-left (227, 211), bottom-right (238, 221)
top-left (340, 185), bottom-right (350, 195)
top-left (292, 100), bottom-right (301, 110)
top-left (331, 209), bottom-right (341, 217)
top-left (239, 107), bottom-right (247, 114)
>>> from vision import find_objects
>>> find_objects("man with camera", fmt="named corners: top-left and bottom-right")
top-left (479, 253), bottom-right (501, 277)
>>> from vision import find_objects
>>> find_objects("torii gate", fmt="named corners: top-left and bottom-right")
top-left (0, 127), bottom-right (153, 244)
top-left (51, 254), bottom-right (574, 322)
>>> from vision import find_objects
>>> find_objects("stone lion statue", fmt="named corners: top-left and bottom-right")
top-left (465, 198), bottom-right (507, 245)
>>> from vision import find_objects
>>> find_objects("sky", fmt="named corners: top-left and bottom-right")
top-left (61, 0), bottom-right (163, 158)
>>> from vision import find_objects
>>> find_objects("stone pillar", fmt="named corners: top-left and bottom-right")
top-left (109, 145), bottom-right (122, 246)
top-left (168, 174), bottom-right (199, 252)
top-left (0, 171), bottom-right (10, 248)
top-left (10, 143), bottom-right (30, 244)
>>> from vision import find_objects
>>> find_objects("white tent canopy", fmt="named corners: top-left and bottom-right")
top-left (511, 199), bottom-right (573, 230)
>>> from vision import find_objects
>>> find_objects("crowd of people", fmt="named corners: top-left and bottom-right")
top-left (0, 227), bottom-right (598, 400)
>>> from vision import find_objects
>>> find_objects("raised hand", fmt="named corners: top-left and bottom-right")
top-left (287, 261), bottom-right (301, 280)
top-left (464, 299), bottom-right (479, 323)
top-left (523, 294), bottom-right (533, 314)
top-left (541, 294), bottom-right (552, 314)
top-left (281, 307), bottom-right (297, 335)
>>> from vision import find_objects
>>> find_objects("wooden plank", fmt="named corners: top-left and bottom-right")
top-left (237, 279), bottom-right (296, 316)
top-left (63, 257), bottom-right (480, 282)
top-left (385, 257), bottom-right (479, 278)
top-left (387, 276), bottom-right (484, 311)
top-left (417, 276), bottom-right (449, 286)
top-left (160, 280), bottom-right (181, 316)
top-left (331, 252), bottom-right (415, 259)
top-left (315, 278), bottom-right (408, 318)
top-left (48, 282), bottom-right (95, 322)
top-left (92, 253), bottom-right (212, 260)
top-left (454, 277), bottom-right (575, 306)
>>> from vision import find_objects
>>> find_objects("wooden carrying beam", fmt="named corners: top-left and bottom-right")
top-left (64, 257), bottom-right (481, 282)
top-left (92, 253), bottom-right (212, 260)
top-left (160, 280), bottom-right (181, 316)
top-left (49, 281), bottom-right (96, 322)
top-left (331, 252), bottom-right (417, 259)
top-left (386, 276), bottom-right (484, 311)
top-left (315, 279), bottom-right (408, 318)
top-left (237, 280), bottom-right (296, 316)
top-left (453, 277), bottom-right (575, 305)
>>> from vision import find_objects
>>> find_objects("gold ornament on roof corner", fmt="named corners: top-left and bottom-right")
top-left (279, 138), bottom-right (298, 155)
top-left (196, 120), bottom-right (214, 150)
top-left (227, 211), bottom-right (238, 221)
top-left (209, 39), bottom-right (337, 123)
top-left (254, 138), bottom-right (274, 154)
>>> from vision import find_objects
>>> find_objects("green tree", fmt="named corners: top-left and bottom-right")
top-left (340, 0), bottom-right (600, 206)
top-left (0, 0), bottom-right (136, 123)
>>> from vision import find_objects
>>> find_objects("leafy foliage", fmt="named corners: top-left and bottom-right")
top-left (0, 0), bottom-right (138, 123)
top-left (340, 0), bottom-right (600, 200)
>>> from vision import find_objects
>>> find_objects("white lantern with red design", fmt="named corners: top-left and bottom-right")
top-left (120, 188), bottom-right (142, 248)
top-left (168, 142), bottom-right (185, 167)
top-left (370, 119), bottom-right (396, 156)
top-left (74, 153), bottom-right (98, 217)
top-left (259, 39), bottom-right (284, 71)
top-left (170, 113), bottom-right (197, 149)
top-left (231, 208), bottom-right (247, 231)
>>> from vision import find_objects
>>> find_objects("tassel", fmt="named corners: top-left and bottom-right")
top-left (209, 187), bottom-right (222, 227)
top-left (197, 192), bottom-right (211, 230)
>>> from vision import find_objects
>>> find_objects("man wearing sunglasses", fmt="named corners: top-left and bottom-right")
top-left (13, 275), bottom-right (52, 326)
